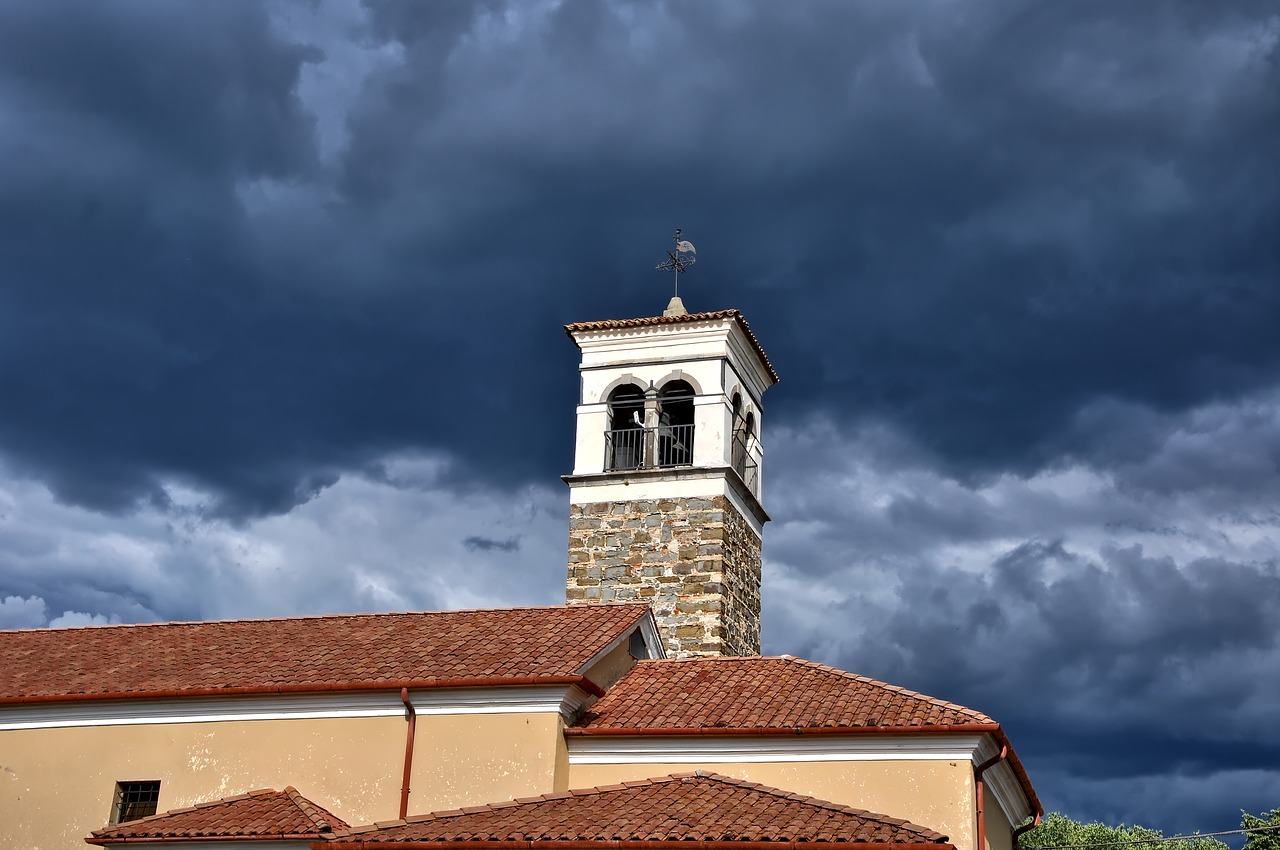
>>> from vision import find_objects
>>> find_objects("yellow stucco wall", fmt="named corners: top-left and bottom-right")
top-left (984, 781), bottom-right (1013, 850)
top-left (569, 759), bottom-right (977, 850)
top-left (580, 637), bottom-right (640, 692)
top-left (406, 712), bottom-right (566, 813)
top-left (1, 709), bottom-right (570, 850)
top-left (2, 710), bottom-right (1015, 850)
top-left (0, 716), bottom-right (404, 850)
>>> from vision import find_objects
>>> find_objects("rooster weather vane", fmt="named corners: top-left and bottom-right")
top-left (656, 228), bottom-right (696, 298)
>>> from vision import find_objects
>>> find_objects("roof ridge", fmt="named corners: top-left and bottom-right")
top-left (328, 779), bottom-right (667, 836)
top-left (1, 602), bottom-right (650, 635)
top-left (635, 655), bottom-right (788, 664)
top-left (383, 773), bottom-right (709, 827)
top-left (336, 773), bottom-right (947, 843)
top-left (284, 786), bottom-right (346, 833)
top-left (780, 657), bottom-right (995, 724)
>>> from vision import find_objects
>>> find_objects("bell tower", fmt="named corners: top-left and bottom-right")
top-left (563, 298), bottom-right (778, 657)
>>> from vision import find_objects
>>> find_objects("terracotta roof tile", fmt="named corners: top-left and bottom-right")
top-left (326, 773), bottom-right (952, 846)
top-left (571, 656), bottom-right (995, 732)
top-left (0, 604), bottom-right (650, 704)
top-left (565, 309), bottom-right (779, 384)
top-left (87, 787), bottom-right (345, 844)
top-left (567, 656), bottom-right (1042, 819)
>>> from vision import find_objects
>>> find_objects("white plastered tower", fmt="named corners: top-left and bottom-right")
top-left (563, 301), bottom-right (778, 657)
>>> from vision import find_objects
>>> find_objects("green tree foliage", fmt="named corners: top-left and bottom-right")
top-left (1020, 813), bottom-right (1229, 850)
top-left (1241, 808), bottom-right (1280, 850)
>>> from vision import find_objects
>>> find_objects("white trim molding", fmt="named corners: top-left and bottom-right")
top-left (576, 620), bottom-right (667, 681)
top-left (637, 616), bottom-right (666, 660)
top-left (567, 733), bottom-right (1033, 829)
top-left (974, 736), bottom-right (1037, 828)
top-left (567, 734), bottom-right (986, 764)
top-left (0, 685), bottom-right (584, 731)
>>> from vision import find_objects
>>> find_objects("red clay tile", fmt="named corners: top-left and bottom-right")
top-left (0, 604), bottom-right (649, 703)
top-left (572, 656), bottom-right (994, 732)
top-left (87, 787), bottom-right (344, 844)
top-left (568, 656), bottom-right (1041, 819)
top-left (325, 773), bottom-right (951, 846)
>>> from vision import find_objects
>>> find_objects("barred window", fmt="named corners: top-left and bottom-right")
top-left (112, 781), bottom-right (160, 823)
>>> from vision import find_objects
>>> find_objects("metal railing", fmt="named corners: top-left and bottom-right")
top-left (655, 423), bottom-right (694, 468)
top-left (732, 433), bottom-right (760, 495)
top-left (604, 427), bottom-right (645, 471)
top-left (604, 424), bottom-right (695, 471)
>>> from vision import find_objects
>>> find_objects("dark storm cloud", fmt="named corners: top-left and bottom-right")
top-left (1, 0), bottom-right (1277, 516)
top-left (762, 400), bottom-right (1280, 834)
top-left (1, 0), bottom-right (1278, 834)
top-left (837, 541), bottom-right (1280, 832)
top-left (463, 534), bottom-right (521, 552)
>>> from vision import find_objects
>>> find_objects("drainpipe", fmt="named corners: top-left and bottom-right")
top-left (1013, 813), bottom-right (1043, 850)
top-left (399, 688), bottom-right (417, 820)
top-left (974, 744), bottom-right (1008, 850)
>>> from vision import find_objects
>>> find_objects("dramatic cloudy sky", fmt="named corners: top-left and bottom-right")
top-left (2, 0), bottom-right (1278, 837)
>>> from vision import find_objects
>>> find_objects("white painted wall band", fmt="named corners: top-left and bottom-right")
top-left (0, 685), bottom-right (580, 731)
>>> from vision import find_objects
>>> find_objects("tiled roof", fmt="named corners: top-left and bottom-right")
top-left (568, 656), bottom-right (1042, 818)
top-left (87, 787), bottom-right (345, 844)
top-left (0, 604), bottom-right (650, 704)
top-left (571, 656), bottom-right (995, 732)
top-left (326, 772), bottom-right (952, 847)
top-left (565, 309), bottom-right (780, 384)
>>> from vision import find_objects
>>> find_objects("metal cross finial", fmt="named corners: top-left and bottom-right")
top-left (655, 227), bottom-right (696, 298)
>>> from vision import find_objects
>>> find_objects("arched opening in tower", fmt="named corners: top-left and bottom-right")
top-left (605, 384), bottom-right (645, 471)
top-left (657, 380), bottom-right (695, 468)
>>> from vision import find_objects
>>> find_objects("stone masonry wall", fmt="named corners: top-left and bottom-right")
top-left (566, 495), bottom-right (762, 657)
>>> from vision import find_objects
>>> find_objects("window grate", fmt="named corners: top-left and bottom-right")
top-left (113, 781), bottom-right (160, 823)
top-left (604, 424), bottom-right (695, 472)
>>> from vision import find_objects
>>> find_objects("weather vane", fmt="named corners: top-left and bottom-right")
top-left (655, 228), bottom-right (696, 299)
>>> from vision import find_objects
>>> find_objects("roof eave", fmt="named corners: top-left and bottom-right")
top-left (563, 310), bottom-right (779, 384)
top-left (319, 841), bottom-right (952, 850)
top-left (88, 834), bottom-right (322, 844)
top-left (564, 722), bottom-right (1002, 736)
top-left (562, 723), bottom-right (1042, 819)
top-left (5, 675), bottom-right (605, 707)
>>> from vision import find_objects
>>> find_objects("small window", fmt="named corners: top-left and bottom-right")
top-left (112, 781), bottom-right (160, 823)
top-left (629, 629), bottom-right (649, 659)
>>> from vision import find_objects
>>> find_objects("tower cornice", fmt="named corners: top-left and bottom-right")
top-left (565, 309), bottom-right (779, 385)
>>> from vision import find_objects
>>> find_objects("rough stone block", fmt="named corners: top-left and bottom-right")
top-left (566, 495), bottom-right (762, 658)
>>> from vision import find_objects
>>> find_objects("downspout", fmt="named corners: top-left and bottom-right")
top-left (974, 744), bottom-right (1008, 850)
top-left (399, 688), bottom-right (417, 820)
top-left (1013, 813), bottom-right (1043, 850)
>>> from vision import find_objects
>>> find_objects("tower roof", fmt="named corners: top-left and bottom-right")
top-left (565, 309), bottom-right (779, 384)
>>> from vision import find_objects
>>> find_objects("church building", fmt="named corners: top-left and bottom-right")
top-left (0, 297), bottom-right (1042, 850)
